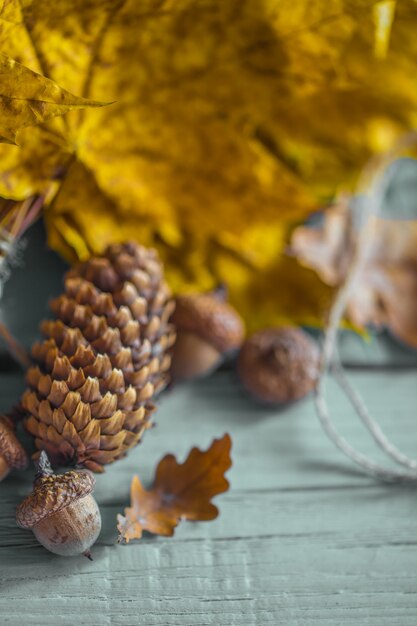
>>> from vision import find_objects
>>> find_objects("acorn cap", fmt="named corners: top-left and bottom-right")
top-left (237, 327), bottom-right (320, 404)
top-left (0, 416), bottom-right (28, 470)
top-left (172, 292), bottom-right (245, 354)
top-left (16, 452), bottom-right (96, 529)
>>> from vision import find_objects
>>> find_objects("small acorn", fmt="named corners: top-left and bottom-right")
top-left (237, 327), bottom-right (320, 404)
top-left (16, 451), bottom-right (101, 559)
top-left (171, 285), bottom-right (245, 381)
top-left (0, 415), bottom-right (28, 481)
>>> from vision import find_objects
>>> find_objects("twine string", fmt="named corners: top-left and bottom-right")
top-left (314, 131), bottom-right (417, 483)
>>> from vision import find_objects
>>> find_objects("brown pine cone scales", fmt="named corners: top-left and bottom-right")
top-left (21, 242), bottom-right (175, 472)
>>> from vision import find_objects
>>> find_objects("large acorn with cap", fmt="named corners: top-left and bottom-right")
top-left (21, 242), bottom-right (176, 472)
top-left (171, 285), bottom-right (245, 381)
top-left (16, 451), bottom-right (101, 558)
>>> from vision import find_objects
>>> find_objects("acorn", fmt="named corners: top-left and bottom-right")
top-left (16, 451), bottom-right (101, 559)
top-left (237, 327), bottom-right (319, 404)
top-left (171, 285), bottom-right (245, 381)
top-left (0, 416), bottom-right (28, 481)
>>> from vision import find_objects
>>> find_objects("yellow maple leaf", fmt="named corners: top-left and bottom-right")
top-left (0, 53), bottom-right (106, 144)
top-left (1, 0), bottom-right (417, 329)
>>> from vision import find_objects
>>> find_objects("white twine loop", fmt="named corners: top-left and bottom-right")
top-left (315, 131), bottom-right (417, 483)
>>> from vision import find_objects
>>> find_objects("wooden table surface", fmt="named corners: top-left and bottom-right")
top-left (1, 226), bottom-right (417, 625)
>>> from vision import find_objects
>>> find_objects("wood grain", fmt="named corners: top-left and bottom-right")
top-left (1, 367), bottom-right (417, 625)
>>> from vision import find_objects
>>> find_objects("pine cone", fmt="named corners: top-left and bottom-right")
top-left (21, 242), bottom-right (175, 472)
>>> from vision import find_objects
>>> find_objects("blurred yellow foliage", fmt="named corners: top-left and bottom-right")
top-left (0, 0), bottom-right (417, 329)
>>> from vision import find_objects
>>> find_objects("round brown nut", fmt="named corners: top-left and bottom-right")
top-left (16, 451), bottom-right (101, 559)
top-left (0, 416), bottom-right (28, 481)
top-left (237, 327), bottom-right (320, 404)
top-left (171, 286), bottom-right (245, 381)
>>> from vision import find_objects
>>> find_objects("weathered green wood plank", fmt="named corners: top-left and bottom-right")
top-left (1, 368), bottom-right (417, 625)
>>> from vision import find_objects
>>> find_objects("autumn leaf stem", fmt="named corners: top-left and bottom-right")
top-left (0, 322), bottom-right (30, 369)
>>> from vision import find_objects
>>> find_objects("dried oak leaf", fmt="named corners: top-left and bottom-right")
top-left (1, 1), bottom-right (417, 329)
top-left (291, 198), bottom-right (417, 348)
top-left (117, 434), bottom-right (232, 542)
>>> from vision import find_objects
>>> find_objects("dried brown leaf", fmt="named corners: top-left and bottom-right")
top-left (117, 434), bottom-right (232, 543)
top-left (291, 198), bottom-right (417, 347)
